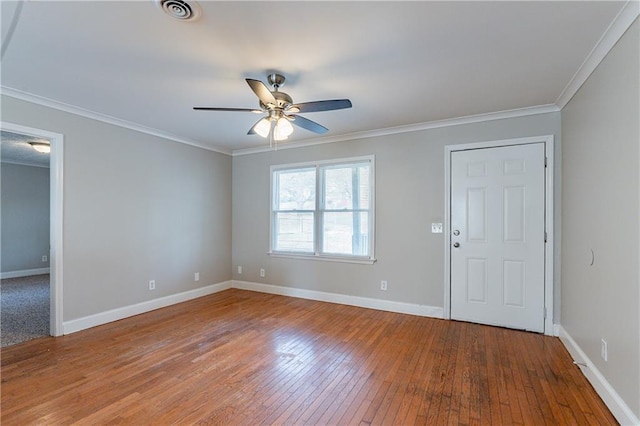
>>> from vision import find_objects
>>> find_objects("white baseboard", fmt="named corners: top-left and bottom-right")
top-left (0, 267), bottom-right (50, 279)
top-left (558, 326), bottom-right (640, 425)
top-left (63, 281), bottom-right (232, 335)
top-left (231, 280), bottom-right (444, 319)
top-left (62, 279), bottom-right (443, 337)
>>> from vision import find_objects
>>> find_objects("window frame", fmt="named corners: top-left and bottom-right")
top-left (269, 155), bottom-right (376, 264)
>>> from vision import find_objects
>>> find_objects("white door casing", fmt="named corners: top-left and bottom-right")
top-left (446, 139), bottom-right (551, 333)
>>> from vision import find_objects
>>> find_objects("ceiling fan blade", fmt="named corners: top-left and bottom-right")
top-left (246, 78), bottom-right (277, 106)
top-left (291, 99), bottom-right (352, 113)
top-left (193, 107), bottom-right (262, 113)
top-left (247, 120), bottom-right (259, 135)
top-left (291, 115), bottom-right (329, 134)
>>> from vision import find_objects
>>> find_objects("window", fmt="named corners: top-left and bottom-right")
top-left (271, 156), bottom-right (375, 263)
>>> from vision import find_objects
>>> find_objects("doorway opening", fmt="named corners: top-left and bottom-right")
top-left (0, 122), bottom-right (64, 340)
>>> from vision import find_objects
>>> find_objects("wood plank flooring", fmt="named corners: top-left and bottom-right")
top-left (1, 289), bottom-right (616, 425)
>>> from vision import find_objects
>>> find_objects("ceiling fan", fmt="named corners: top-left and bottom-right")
top-left (194, 73), bottom-right (352, 143)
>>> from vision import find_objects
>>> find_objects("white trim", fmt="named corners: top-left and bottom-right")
top-left (62, 279), bottom-right (442, 337)
top-left (444, 146), bottom-right (452, 322)
top-left (267, 252), bottom-right (376, 265)
top-left (559, 326), bottom-right (640, 426)
top-left (0, 121), bottom-right (65, 337)
top-left (0, 268), bottom-right (50, 279)
top-left (0, 86), bottom-right (232, 156)
top-left (63, 281), bottom-right (232, 335)
top-left (232, 104), bottom-right (560, 156)
top-left (50, 128), bottom-right (64, 336)
top-left (232, 280), bottom-right (444, 319)
top-left (270, 154), bottom-right (375, 170)
top-left (444, 135), bottom-right (555, 336)
top-left (556, 1), bottom-right (640, 109)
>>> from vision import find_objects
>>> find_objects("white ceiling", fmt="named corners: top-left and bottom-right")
top-left (0, 1), bottom-right (629, 154)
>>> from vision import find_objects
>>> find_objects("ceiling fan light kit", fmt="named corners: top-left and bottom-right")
top-left (194, 73), bottom-right (352, 148)
top-left (275, 117), bottom-right (293, 140)
top-left (253, 118), bottom-right (271, 138)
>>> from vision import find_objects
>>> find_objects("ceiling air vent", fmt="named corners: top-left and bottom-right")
top-left (155, 0), bottom-right (201, 21)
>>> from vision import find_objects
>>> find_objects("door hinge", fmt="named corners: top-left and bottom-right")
top-left (544, 307), bottom-right (547, 319)
top-left (544, 231), bottom-right (548, 243)
top-left (544, 157), bottom-right (548, 168)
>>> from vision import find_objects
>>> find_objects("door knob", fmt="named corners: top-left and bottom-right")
top-left (452, 230), bottom-right (460, 236)
top-left (453, 242), bottom-right (460, 248)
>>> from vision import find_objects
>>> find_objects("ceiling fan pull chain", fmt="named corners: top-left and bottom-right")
top-left (269, 120), bottom-right (274, 150)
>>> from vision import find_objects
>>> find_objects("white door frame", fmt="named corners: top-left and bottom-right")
top-left (1, 121), bottom-right (64, 336)
top-left (444, 135), bottom-right (554, 335)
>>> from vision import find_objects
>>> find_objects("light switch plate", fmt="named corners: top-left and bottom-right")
top-left (431, 223), bottom-right (443, 233)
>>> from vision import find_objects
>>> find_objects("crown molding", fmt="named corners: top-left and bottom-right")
top-left (2, 84), bottom-right (557, 158)
top-left (1, 86), bottom-right (232, 156)
top-left (232, 104), bottom-right (560, 156)
top-left (0, 159), bottom-right (50, 168)
top-left (555, 1), bottom-right (639, 109)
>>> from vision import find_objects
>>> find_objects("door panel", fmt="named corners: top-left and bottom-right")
top-left (450, 143), bottom-right (545, 332)
top-left (467, 188), bottom-right (487, 242)
top-left (503, 186), bottom-right (525, 242)
top-left (467, 258), bottom-right (488, 303)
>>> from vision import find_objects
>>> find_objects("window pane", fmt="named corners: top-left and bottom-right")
top-left (274, 212), bottom-right (314, 252)
top-left (324, 163), bottom-right (369, 210)
top-left (357, 166), bottom-right (370, 210)
top-left (276, 168), bottom-right (315, 210)
top-left (322, 212), bottom-right (369, 256)
top-left (324, 167), bottom-right (353, 209)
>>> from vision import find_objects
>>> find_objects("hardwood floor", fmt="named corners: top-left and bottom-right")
top-left (1, 289), bottom-right (616, 425)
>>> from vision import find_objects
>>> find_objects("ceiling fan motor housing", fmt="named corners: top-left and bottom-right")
top-left (260, 91), bottom-right (293, 110)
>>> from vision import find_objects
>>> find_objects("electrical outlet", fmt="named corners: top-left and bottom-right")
top-left (380, 280), bottom-right (388, 291)
top-left (194, 272), bottom-right (200, 282)
top-left (260, 268), bottom-right (265, 278)
top-left (601, 339), bottom-right (608, 362)
top-left (238, 266), bottom-right (243, 274)
top-left (42, 255), bottom-right (48, 262)
top-left (431, 223), bottom-right (443, 233)
top-left (149, 280), bottom-right (156, 290)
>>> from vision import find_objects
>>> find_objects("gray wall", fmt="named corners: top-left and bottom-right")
top-left (1, 162), bottom-right (50, 273)
top-left (1, 95), bottom-right (232, 322)
top-left (561, 19), bottom-right (639, 418)
top-left (233, 112), bottom-right (561, 316)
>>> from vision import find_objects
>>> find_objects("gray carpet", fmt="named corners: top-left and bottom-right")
top-left (1, 274), bottom-right (50, 347)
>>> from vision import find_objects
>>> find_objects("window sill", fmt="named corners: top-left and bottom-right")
top-left (268, 252), bottom-right (377, 265)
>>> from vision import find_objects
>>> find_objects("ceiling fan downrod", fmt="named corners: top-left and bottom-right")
top-left (267, 73), bottom-right (286, 91)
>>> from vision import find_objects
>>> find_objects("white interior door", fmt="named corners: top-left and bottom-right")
top-left (450, 143), bottom-right (545, 332)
